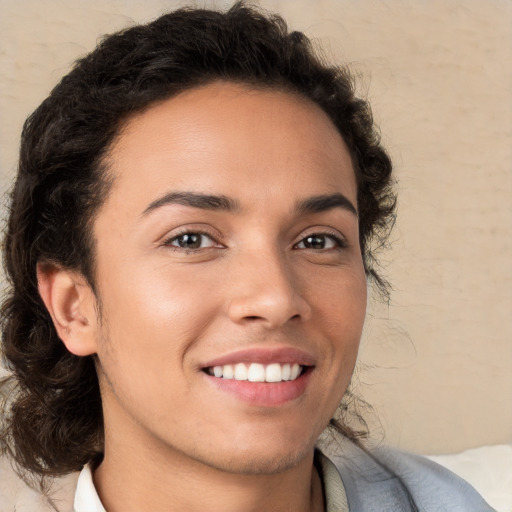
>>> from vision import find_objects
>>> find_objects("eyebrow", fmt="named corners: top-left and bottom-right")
top-left (142, 191), bottom-right (241, 216)
top-left (295, 193), bottom-right (358, 217)
top-left (141, 191), bottom-right (357, 217)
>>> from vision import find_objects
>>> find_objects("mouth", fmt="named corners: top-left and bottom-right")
top-left (203, 362), bottom-right (309, 382)
top-left (200, 348), bottom-right (315, 406)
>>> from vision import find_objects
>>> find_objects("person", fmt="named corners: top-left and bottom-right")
top-left (0, 2), bottom-right (494, 511)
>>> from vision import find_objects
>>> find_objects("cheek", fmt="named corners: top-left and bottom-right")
top-left (316, 266), bottom-right (367, 334)
top-left (93, 263), bottom-right (222, 394)
top-left (315, 267), bottom-right (367, 377)
top-left (99, 260), bottom-right (218, 336)
top-left (93, 279), bottom-right (211, 425)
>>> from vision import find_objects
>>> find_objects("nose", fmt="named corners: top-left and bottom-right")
top-left (227, 250), bottom-right (312, 328)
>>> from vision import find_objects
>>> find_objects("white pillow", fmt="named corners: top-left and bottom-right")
top-left (427, 444), bottom-right (512, 512)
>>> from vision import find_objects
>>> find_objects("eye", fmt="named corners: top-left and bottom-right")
top-left (295, 233), bottom-right (345, 250)
top-left (164, 231), bottom-right (218, 250)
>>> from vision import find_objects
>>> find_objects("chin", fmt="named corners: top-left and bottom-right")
top-left (186, 408), bottom-right (332, 475)
top-left (194, 435), bottom-right (317, 476)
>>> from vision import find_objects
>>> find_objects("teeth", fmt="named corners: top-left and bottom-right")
top-left (222, 365), bottom-right (233, 379)
top-left (290, 363), bottom-right (301, 380)
top-left (207, 362), bottom-right (305, 382)
top-left (247, 363), bottom-right (265, 382)
top-left (265, 363), bottom-right (282, 383)
top-left (234, 363), bottom-right (248, 380)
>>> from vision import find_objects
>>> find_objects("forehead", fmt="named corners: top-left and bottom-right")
top-left (102, 81), bottom-right (356, 215)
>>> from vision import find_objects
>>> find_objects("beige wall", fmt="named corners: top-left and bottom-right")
top-left (1, 0), bottom-right (510, 455)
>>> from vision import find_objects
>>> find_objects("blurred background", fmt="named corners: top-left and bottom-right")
top-left (0, 0), bottom-right (510, 456)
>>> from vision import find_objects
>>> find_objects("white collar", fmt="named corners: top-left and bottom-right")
top-left (74, 464), bottom-right (106, 512)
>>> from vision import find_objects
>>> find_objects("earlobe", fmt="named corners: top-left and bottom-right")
top-left (37, 262), bottom-right (99, 356)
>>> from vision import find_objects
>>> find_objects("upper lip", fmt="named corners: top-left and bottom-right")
top-left (201, 346), bottom-right (316, 368)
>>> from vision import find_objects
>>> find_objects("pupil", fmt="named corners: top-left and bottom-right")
top-left (179, 234), bottom-right (201, 248)
top-left (306, 235), bottom-right (325, 249)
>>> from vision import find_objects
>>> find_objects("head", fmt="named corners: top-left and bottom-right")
top-left (0, 2), bottom-right (394, 478)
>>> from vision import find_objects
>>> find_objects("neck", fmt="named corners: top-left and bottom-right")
top-left (94, 436), bottom-right (324, 512)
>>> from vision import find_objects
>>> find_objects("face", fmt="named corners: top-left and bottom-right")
top-left (90, 82), bottom-right (367, 474)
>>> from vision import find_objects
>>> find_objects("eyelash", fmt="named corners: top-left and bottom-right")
top-left (162, 230), bottom-right (347, 253)
top-left (162, 229), bottom-right (220, 252)
top-left (293, 232), bottom-right (348, 251)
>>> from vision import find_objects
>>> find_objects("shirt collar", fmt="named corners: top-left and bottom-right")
top-left (315, 450), bottom-right (350, 512)
top-left (74, 464), bottom-right (106, 512)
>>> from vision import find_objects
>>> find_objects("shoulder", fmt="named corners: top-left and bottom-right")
top-left (0, 455), bottom-right (79, 512)
top-left (322, 440), bottom-right (495, 512)
top-left (373, 446), bottom-right (495, 511)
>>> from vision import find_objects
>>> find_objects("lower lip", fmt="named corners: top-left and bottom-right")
top-left (204, 369), bottom-right (312, 406)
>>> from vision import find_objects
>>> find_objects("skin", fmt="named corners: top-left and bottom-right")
top-left (38, 82), bottom-right (367, 511)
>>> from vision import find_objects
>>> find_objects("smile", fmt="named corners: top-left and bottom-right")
top-left (205, 362), bottom-right (305, 382)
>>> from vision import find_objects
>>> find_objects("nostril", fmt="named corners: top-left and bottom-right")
top-left (228, 291), bottom-right (311, 328)
top-left (241, 313), bottom-right (303, 324)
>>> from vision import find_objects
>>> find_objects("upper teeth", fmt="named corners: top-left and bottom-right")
top-left (208, 363), bottom-right (303, 382)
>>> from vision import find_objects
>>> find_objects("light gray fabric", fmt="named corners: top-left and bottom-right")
top-left (326, 440), bottom-right (496, 511)
top-left (316, 451), bottom-right (349, 512)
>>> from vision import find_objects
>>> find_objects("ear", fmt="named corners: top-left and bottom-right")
top-left (37, 262), bottom-right (99, 356)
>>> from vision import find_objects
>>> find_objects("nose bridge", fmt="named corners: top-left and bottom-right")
top-left (227, 242), bottom-right (311, 327)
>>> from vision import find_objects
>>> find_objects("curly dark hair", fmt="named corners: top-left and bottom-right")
top-left (0, 1), bottom-right (394, 479)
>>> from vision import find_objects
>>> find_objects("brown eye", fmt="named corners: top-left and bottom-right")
top-left (166, 232), bottom-right (216, 250)
top-left (295, 234), bottom-right (344, 250)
